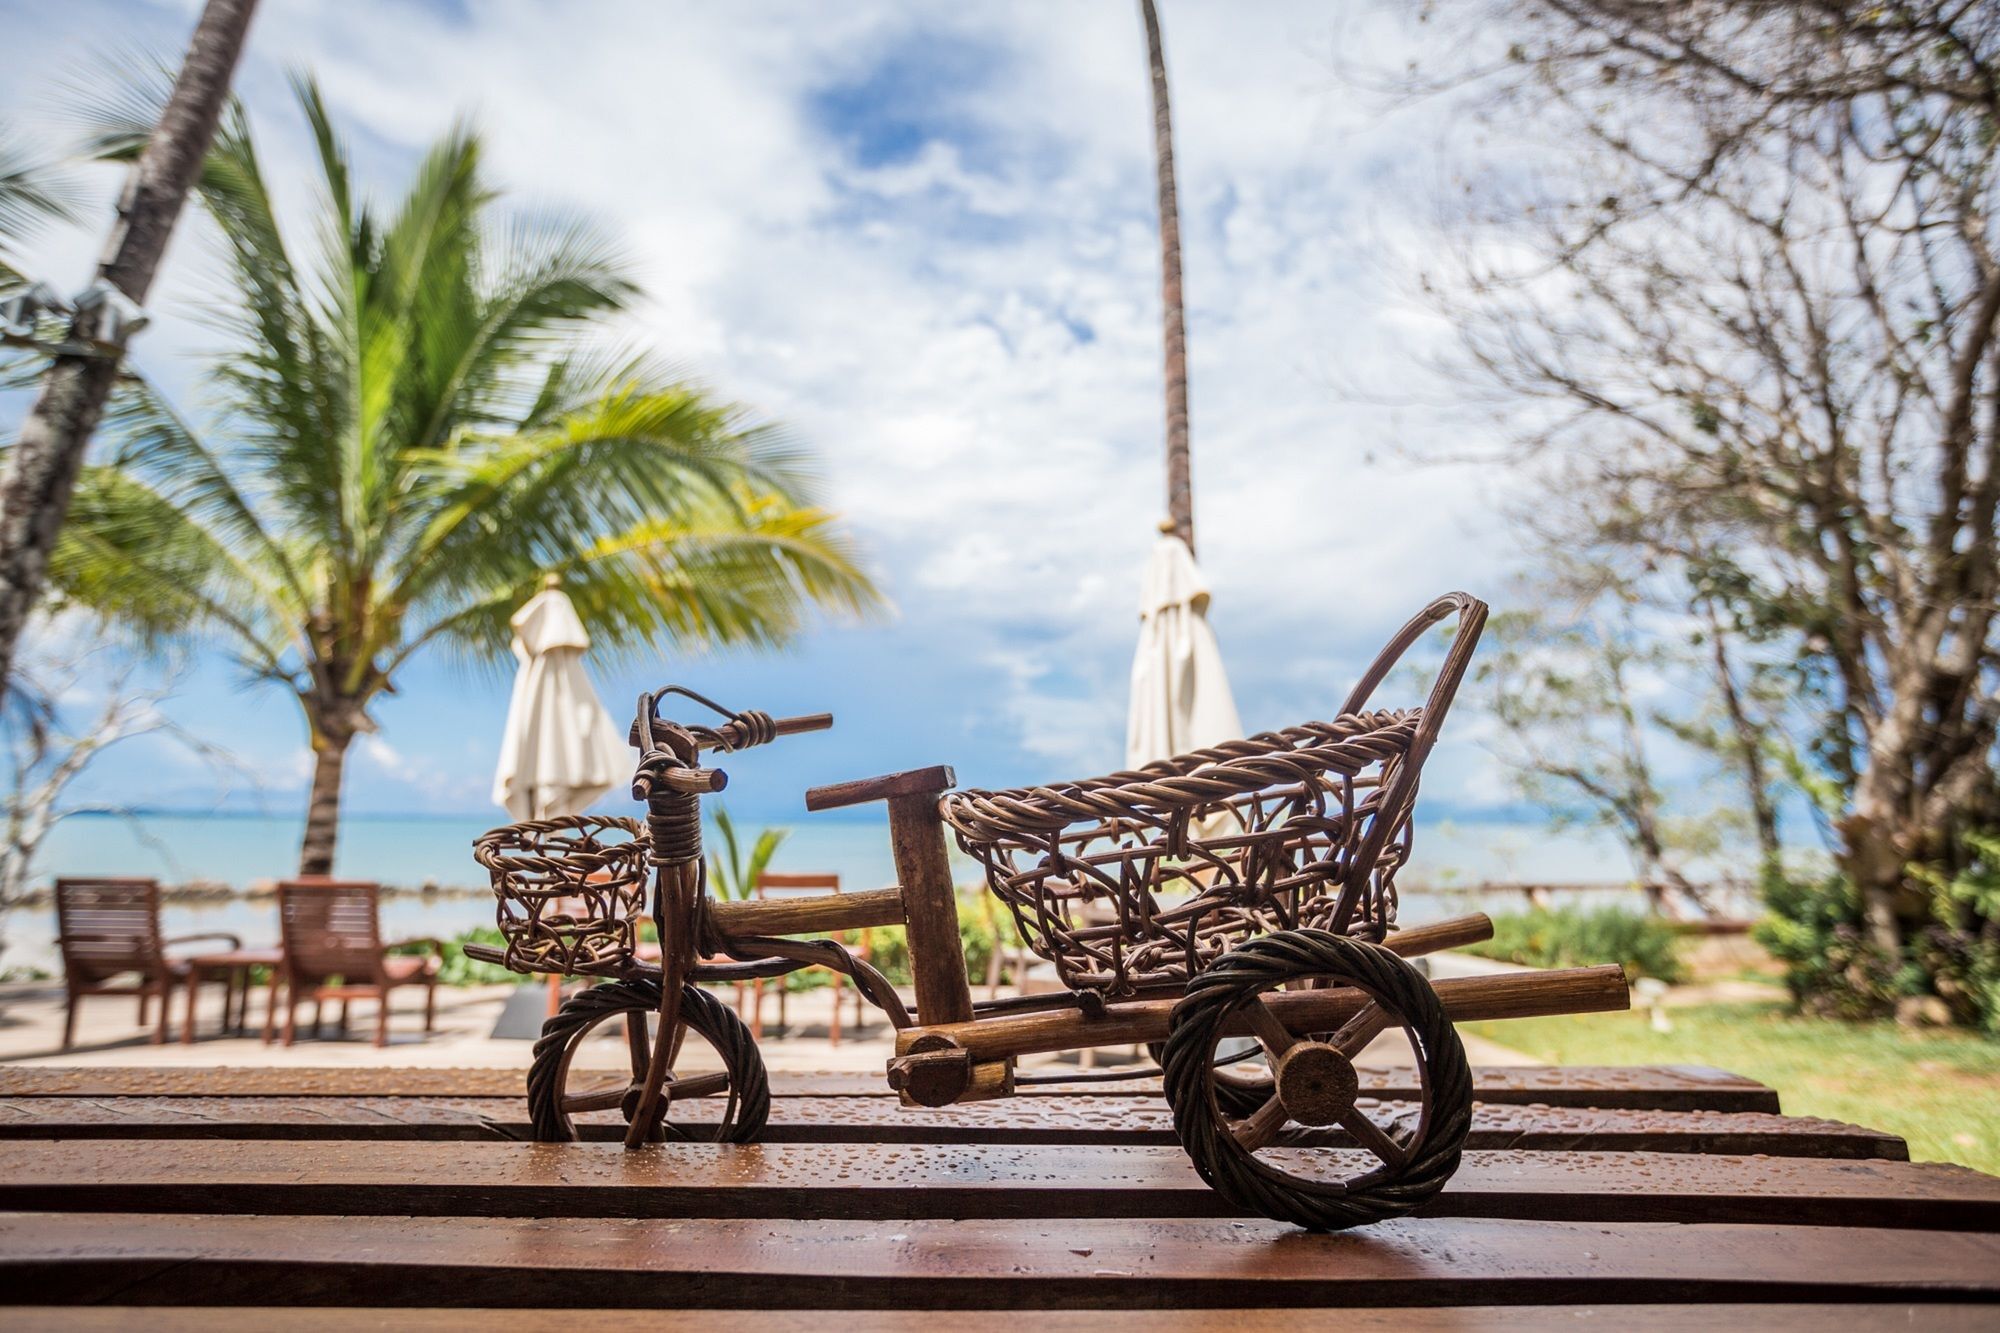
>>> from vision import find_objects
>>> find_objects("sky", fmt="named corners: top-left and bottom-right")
top-left (0, 1), bottom-right (1688, 846)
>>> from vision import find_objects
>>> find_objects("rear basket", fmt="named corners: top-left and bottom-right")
top-left (941, 711), bottom-right (1423, 996)
top-left (472, 815), bottom-right (647, 977)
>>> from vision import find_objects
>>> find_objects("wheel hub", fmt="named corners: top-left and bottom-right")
top-left (1273, 1040), bottom-right (1357, 1126)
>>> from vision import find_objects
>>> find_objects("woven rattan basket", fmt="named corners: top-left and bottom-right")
top-left (942, 711), bottom-right (1424, 995)
top-left (473, 814), bottom-right (648, 977)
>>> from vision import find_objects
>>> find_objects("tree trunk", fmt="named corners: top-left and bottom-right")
top-left (0, 0), bottom-right (258, 700)
top-left (1140, 0), bottom-right (1193, 555)
top-left (298, 720), bottom-right (355, 878)
top-left (1840, 799), bottom-right (1914, 956)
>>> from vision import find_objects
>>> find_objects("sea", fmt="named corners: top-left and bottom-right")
top-left (1, 809), bottom-right (1751, 975)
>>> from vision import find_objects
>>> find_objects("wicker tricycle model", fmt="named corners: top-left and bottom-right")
top-left (470, 592), bottom-right (1630, 1230)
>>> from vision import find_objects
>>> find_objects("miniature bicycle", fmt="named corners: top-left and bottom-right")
top-left (470, 592), bottom-right (1629, 1230)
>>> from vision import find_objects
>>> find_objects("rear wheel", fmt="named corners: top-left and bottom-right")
top-left (1161, 929), bottom-right (1472, 1230)
top-left (527, 977), bottom-right (769, 1143)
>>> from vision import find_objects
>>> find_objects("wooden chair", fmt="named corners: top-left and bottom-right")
top-left (274, 879), bottom-right (442, 1047)
top-left (54, 877), bottom-right (241, 1049)
top-left (751, 871), bottom-right (870, 1045)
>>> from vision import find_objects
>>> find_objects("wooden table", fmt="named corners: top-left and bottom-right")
top-left (0, 1062), bottom-right (1994, 1325)
top-left (179, 948), bottom-right (282, 1045)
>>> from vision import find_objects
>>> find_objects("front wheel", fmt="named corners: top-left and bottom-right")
top-left (1161, 929), bottom-right (1472, 1231)
top-left (527, 977), bottom-right (769, 1143)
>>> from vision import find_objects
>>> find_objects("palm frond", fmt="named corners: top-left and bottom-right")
top-left (745, 827), bottom-right (789, 897)
top-left (383, 383), bottom-right (823, 625)
top-left (99, 374), bottom-right (306, 606)
top-left (43, 464), bottom-right (289, 674)
top-left (711, 804), bottom-right (746, 900)
top-left (404, 492), bottom-right (883, 671)
top-left (198, 98), bottom-right (351, 557)
top-left (0, 129), bottom-right (77, 257)
top-left (408, 209), bottom-right (636, 447)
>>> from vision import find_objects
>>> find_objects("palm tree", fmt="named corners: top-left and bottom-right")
top-left (0, 0), bottom-right (259, 699)
top-left (1140, 0), bottom-right (1192, 554)
top-left (46, 81), bottom-right (881, 875)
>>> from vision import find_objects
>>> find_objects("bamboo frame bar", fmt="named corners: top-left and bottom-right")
top-left (1383, 913), bottom-right (1493, 957)
top-left (707, 887), bottom-right (908, 939)
top-left (890, 789), bottom-right (975, 1025)
top-left (895, 964), bottom-right (1631, 1063)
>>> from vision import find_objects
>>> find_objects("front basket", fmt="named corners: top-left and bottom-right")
top-left (473, 814), bottom-right (648, 977)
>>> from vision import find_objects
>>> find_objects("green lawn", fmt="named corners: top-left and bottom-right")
top-left (1464, 1002), bottom-right (2000, 1176)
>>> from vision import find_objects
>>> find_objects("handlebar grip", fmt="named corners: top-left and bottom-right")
top-left (703, 711), bottom-right (834, 751)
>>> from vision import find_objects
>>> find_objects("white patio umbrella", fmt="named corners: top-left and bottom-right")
top-left (491, 576), bottom-right (629, 821)
top-left (1126, 527), bottom-right (1243, 769)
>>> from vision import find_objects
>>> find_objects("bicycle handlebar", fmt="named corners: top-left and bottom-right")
top-left (626, 690), bottom-right (834, 801)
top-left (699, 711), bottom-right (833, 753)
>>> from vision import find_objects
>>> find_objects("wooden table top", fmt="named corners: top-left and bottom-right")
top-left (181, 948), bottom-right (283, 968)
top-left (0, 1061), bottom-right (1992, 1323)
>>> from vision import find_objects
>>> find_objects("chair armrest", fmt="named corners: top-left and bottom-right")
top-left (166, 932), bottom-right (243, 952)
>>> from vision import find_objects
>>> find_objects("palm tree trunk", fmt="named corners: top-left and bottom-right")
top-left (1140, 0), bottom-right (1193, 555)
top-left (0, 0), bottom-right (259, 700)
top-left (298, 722), bottom-right (355, 878)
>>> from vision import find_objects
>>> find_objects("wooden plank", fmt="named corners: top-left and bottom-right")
top-left (4, 1213), bottom-right (1995, 1307)
top-left (0, 1095), bottom-right (1906, 1159)
top-left (6, 1306), bottom-right (1997, 1331)
top-left (0, 1141), bottom-right (1986, 1229)
top-left (0, 1064), bottom-right (1783, 1111)
top-left (0, 1096), bottom-right (513, 1141)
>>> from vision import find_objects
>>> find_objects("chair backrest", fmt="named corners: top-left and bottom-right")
top-left (55, 878), bottom-right (164, 983)
top-left (278, 879), bottom-right (384, 984)
top-left (755, 871), bottom-right (841, 899)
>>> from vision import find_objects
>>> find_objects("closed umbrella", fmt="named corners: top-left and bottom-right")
top-left (490, 576), bottom-right (629, 1036)
top-left (1126, 527), bottom-right (1242, 769)
top-left (492, 576), bottom-right (628, 821)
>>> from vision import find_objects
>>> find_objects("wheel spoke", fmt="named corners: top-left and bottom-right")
top-left (665, 1070), bottom-right (730, 1101)
top-left (562, 1085), bottom-right (633, 1115)
top-left (1327, 1001), bottom-right (1392, 1057)
top-left (1337, 1104), bottom-right (1407, 1167)
top-left (1242, 996), bottom-right (1295, 1057)
top-left (1232, 1090), bottom-right (1290, 1151)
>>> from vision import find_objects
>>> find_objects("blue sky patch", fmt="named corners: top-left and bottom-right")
top-left (807, 27), bottom-right (1007, 171)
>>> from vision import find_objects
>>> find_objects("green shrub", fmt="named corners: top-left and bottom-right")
top-left (1757, 831), bottom-right (2000, 1034)
top-left (819, 891), bottom-right (1025, 989)
top-left (1911, 829), bottom-right (2000, 1035)
top-left (1754, 870), bottom-right (1902, 1021)
top-left (1467, 905), bottom-right (1685, 983)
top-left (430, 926), bottom-right (533, 987)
